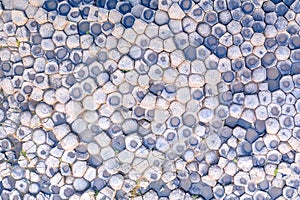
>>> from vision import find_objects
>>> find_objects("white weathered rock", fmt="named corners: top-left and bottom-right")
top-left (100, 146), bottom-right (115, 160)
top-left (109, 174), bottom-right (124, 190)
top-left (0, 79), bottom-right (14, 94)
top-left (118, 150), bottom-right (134, 164)
top-left (140, 93), bottom-right (156, 110)
top-left (72, 161), bottom-right (87, 177)
top-left (206, 133), bottom-right (222, 150)
top-left (84, 167), bottom-right (97, 182)
top-left (250, 167), bottom-right (266, 183)
top-left (169, 3), bottom-right (185, 19)
top-left (60, 133), bottom-right (79, 151)
top-left (53, 124), bottom-right (70, 141)
top-left (118, 55), bottom-right (134, 71)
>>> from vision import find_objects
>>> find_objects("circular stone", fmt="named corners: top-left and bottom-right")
top-left (109, 174), bottom-right (124, 190)
top-left (198, 108), bottom-right (214, 123)
top-left (122, 119), bottom-right (138, 134)
top-left (183, 114), bottom-right (196, 127)
top-left (206, 133), bottom-right (222, 150)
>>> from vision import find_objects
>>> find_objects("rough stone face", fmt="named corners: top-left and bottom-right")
top-left (12, 10), bottom-right (28, 26)
top-left (0, 1), bottom-right (299, 199)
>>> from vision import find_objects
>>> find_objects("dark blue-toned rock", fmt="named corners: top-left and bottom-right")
top-left (88, 155), bottom-right (103, 168)
top-left (254, 140), bottom-right (265, 152)
top-left (150, 180), bottom-right (171, 197)
top-left (282, 152), bottom-right (295, 164)
top-left (142, 9), bottom-right (155, 22)
top-left (106, 0), bottom-right (117, 9)
top-left (268, 187), bottom-right (283, 199)
top-left (215, 45), bottom-right (227, 58)
top-left (232, 59), bottom-right (245, 72)
top-left (276, 32), bottom-right (289, 46)
top-left (111, 136), bottom-right (126, 151)
top-left (149, 83), bottom-right (164, 95)
top-left (80, 6), bottom-right (90, 19)
top-left (252, 9), bottom-right (265, 21)
top-left (241, 27), bottom-right (253, 40)
top-left (247, 182), bottom-right (257, 193)
top-left (264, 38), bottom-right (278, 51)
top-left (232, 185), bottom-right (244, 196)
top-left (204, 35), bottom-right (218, 51)
top-left (276, 2), bottom-right (288, 16)
top-left (189, 182), bottom-right (213, 199)
top-left (224, 116), bottom-right (238, 128)
top-left (245, 55), bottom-right (260, 70)
top-left (267, 67), bottom-right (280, 80)
top-left (258, 180), bottom-right (269, 191)
top-left (44, 0), bottom-right (58, 11)
top-left (56, 47), bottom-right (68, 60)
top-left (267, 80), bottom-right (280, 92)
top-left (68, 0), bottom-right (81, 7)
top-left (96, 0), bottom-right (106, 8)
top-left (278, 61), bottom-right (291, 76)
top-left (218, 174), bottom-right (233, 186)
top-left (237, 119), bottom-right (251, 129)
top-left (245, 129), bottom-right (259, 143)
top-left (241, 15), bottom-right (254, 27)
top-left (205, 11), bottom-right (218, 25)
top-left (241, 2), bottom-right (254, 14)
top-left (184, 46), bottom-right (197, 61)
top-left (231, 8), bottom-right (243, 21)
top-left (122, 14), bottom-right (135, 28)
top-left (252, 21), bottom-right (265, 33)
top-left (83, 0), bottom-right (93, 4)
top-left (180, 179), bottom-right (191, 192)
top-left (180, 0), bottom-right (192, 11)
top-left (118, 2), bottom-right (132, 15)
top-left (237, 141), bottom-right (252, 156)
top-left (290, 36), bottom-right (300, 49)
top-left (233, 35), bottom-right (244, 48)
top-left (214, 186), bottom-right (225, 198)
top-left (63, 187), bottom-right (75, 198)
top-left (283, 187), bottom-right (297, 199)
top-left (78, 21), bottom-right (90, 35)
top-left (115, 190), bottom-right (128, 199)
top-left (227, 0), bottom-right (241, 10)
top-left (65, 74), bottom-right (76, 87)
top-left (222, 71), bottom-right (235, 83)
top-left (45, 51), bottom-right (56, 60)
top-left (31, 45), bottom-right (44, 57)
top-left (262, 1), bottom-right (276, 12)
top-left (133, 106), bottom-right (145, 118)
top-left (102, 21), bottom-right (114, 32)
top-left (192, 89), bottom-right (204, 101)
top-left (212, 25), bottom-right (226, 38)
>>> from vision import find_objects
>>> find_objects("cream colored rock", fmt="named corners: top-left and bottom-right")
top-left (53, 124), bottom-right (70, 141)
top-left (118, 55), bottom-right (134, 71)
top-left (12, 10), bottom-right (28, 26)
top-left (140, 93), bottom-right (156, 110)
top-left (29, 0), bottom-right (44, 7)
top-left (169, 3), bottom-right (185, 19)
top-left (205, 70), bottom-right (221, 84)
top-left (34, 8), bottom-right (48, 24)
top-left (0, 79), bottom-right (14, 94)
